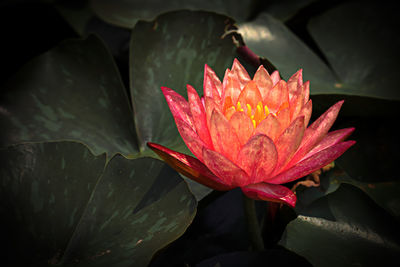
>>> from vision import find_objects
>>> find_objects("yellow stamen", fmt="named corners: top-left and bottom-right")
top-left (246, 104), bottom-right (252, 117)
top-left (236, 101), bottom-right (243, 112)
top-left (252, 119), bottom-right (256, 128)
top-left (264, 105), bottom-right (270, 116)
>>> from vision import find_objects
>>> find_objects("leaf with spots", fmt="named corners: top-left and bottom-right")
top-left (130, 10), bottom-right (238, 152)
top-left (0, 35), bottom-right (139, 158)
top-left (0, 141), bottom-right (196, 266)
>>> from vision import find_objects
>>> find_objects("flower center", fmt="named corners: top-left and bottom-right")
top-left (234, 101), bottom-right (270, 128)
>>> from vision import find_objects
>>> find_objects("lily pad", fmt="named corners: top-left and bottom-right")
top-left (237, 12), bottom-right (338, 92)
top-left (0, 35), bottom-right (139, 158)
top-left (130, 10), bottom-right (237, 152)
top-left (308, 1), bottom-right (400, 100)
top-left (0, 141), bottom-right (196, 266)
top-left (238, 8), bottom-right (400, 101)
top-left (281, 184), bottom-right (400, 267)
top-left (91, 0), bottom-right (258, 29)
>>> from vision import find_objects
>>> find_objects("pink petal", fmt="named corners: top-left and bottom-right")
top-left (287, 69), bottom-right (303, 101)
top-left (202, 147), bottom-right (250, 187)
top-left (229, 111), bottom-right (254, 146)
top-left (297, 99), bottom-right (312, 127)
top-left (270, 70), bottom-right (281, 85)
top-left (242, 183), bottom-right (297, 207)
top-left (302, 81), bottom-right (310, 105)
top-left (187, 84), bottom-right (213, 149)
top-left (286, 100), bottom-right (344, 169)
top-left (267, 140), bottom-right (356, 184)
top-left (222, 70), bottom-right (242, 104)
top-left (303, 127), bottom-right (355, 160)
top-left (204, 64), bottom-right (223, 97)
top-left (237, 80), bottom-right (263, 108)
top-left (236, 134), bottom-right (278, 184)
top-left (264, 80), bottom-right (289, 114)
top-left (231, 58), bottom-right (251, 90)
top-left (253, 65), bottom-right (273, 99)
top-left (209, 109), bottom-right (241, 162)
top-left (174, 117), bottom-right (207, 161)
top-left (255, 114), bottom-right (281, 141)
top-left (272, 116), bottom-right (305, 176)
top-left (161, 86), bottom-right (194, 130)
top-left (204, 96), bottom-right (221, 129)
top-left (147, 142), bottom-right (233, 191)
top-left (276, 107), bottom-right (291, 133)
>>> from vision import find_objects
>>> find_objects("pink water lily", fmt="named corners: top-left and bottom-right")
top-left (148, 59), bottom-right (355, 207)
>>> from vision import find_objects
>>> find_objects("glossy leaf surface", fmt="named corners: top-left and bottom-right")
top-left (0, 141), bottom-right (196, 266)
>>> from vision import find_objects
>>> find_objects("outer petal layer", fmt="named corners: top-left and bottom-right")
top-left (286, 100), bottom-right (344, 169)
top-left (242, 183), bottom-right (297, 207)
top-left (147, 142), bottom-right (232, 191)
top-left (202, 147), bottom-right (250, 187)
top-left (236, 134), bottom-right (278, 184)
top-left (268, 140), bottom-right (356, 184)
top-left (161, 87), bottom-right (194, 129)
top-left (187, 84), bottom-right (213, 149)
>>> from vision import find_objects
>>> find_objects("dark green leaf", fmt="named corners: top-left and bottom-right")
top-left (308, 1), bottom-right (400, 100)
top-left (281, 184), bottom-right (400, 267)
top-left (0, 141), bottom-right (196, 266)
top-left (238, 13), bottom-right (338, 91)
top-left (91, 0), bottom-right (259, 29)
top-left (130, 10), bottom-right (237, 152)
top-left (0, 35), bottom-right (139, 158)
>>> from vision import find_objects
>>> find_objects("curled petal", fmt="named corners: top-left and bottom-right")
top-left (202, 147), bottom-right (250, 187)
top-left (286, 100), bottom-right (344, 168)
top-left (268, 140), bottom-right (356, 184)
top-left (187, 84), bottom-right (213, 149)
top-left (255, 114), bottom-right (281, 141)
top-left (242, 183), bottom-right (297, 207)
top-left (147, 142), bottom-right (232, 191)
top-left (236, 134), bottom-right (278, 184)
top-left (162, 86), bottom-right (194, 130)
top-left (229, 111), bottom-right (254, 146)
top-left (272, 116), bottom-right (305, 175)
top-left (209, 109), bottom-right (241, 162)
top-left (253, 65), bottom-right (273, 99)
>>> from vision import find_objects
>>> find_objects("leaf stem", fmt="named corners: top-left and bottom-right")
top-left (243, 194), bottom-right (265, 251)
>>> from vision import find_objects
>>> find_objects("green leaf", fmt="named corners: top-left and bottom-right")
top-left (0, 35), bottom-right (139, 158)
top-left (308, 1), bottom-right (400, 100)
top-left (130, 10), bottom-right (237, 152)
top-left (281, 184), bottom-right (400, 267)
top-left (91, 0), bottom-right (258, 29)
top-left (238, 6), bottom-right (400, 101)
top-left (238, 13), bottom-right (338, 92)
top-left (0, 141), bottom-right (196, 266)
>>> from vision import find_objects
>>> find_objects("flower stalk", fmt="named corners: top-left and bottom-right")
top-left (243, 194), bottom-right (265, 251)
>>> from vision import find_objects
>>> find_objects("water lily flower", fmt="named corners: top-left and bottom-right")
top-left (148, 59), bottom-right (355, 207)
